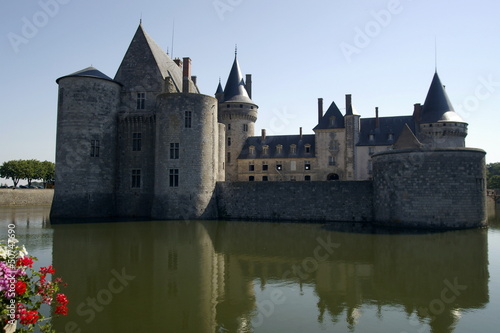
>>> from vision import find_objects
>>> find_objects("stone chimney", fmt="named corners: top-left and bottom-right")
top-left (245, 74), bottom-right (252, 99)
top-left (346, 94), bottom-right (353, 115)
top-left (375, 107), bottom-right (379, 129)
top-left (413, 103), bottom-right (422, 122)
top-left (318, 98), bottom-right (324, 124)
top-left (300, 127), bottom-right (303, 140)
top-left (182, 57), bottom-right (191, 93)
top-left (261, 129), bottom-right (266, 141)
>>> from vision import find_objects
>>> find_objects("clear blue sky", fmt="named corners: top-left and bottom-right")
top-left (1, 0), bottom-right (499, 184)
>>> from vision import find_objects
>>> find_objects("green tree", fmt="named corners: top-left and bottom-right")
top-left (0, 160), bottom-right (23, 187)
top-left (487, 162), bottom-right (500, 189)
top-left (40, 160), bottom-right (55, 187)
top-left (488, 175), bottom-right (500, 189)
top-left (18, 159), bottom-right (41, 187)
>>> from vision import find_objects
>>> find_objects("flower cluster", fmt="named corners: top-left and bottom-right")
top-left (1, 239), bottom-right (69, 333)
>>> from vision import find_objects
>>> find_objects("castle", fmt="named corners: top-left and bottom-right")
top-left (50, 24), bottom-right (487, 229)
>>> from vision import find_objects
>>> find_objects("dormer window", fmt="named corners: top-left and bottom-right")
top-left (276, 144), bottom-right (283, 154)
top-left (290, 144), bottom-right (297, 154)
top-left (329, 116), bottom-right (336, 127)
top-left (262, 145), bottom-right (269, 155)
top-left (249, 145), bottom-right (255, 155)
top-left (305, 144), bottom-right (311, 154)
top-left (388, 133), bottom-right (394, 141)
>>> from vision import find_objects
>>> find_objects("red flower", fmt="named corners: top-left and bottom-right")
top-left (39, 265), bottom-right (55, 275)
top-left (16, 256), bottom-right (34, 268)
top-left (56, 293), bottom-right (69, 305)
top-left (15, 280), bottom-right (27, 296)
top-left (18, 308), bottom-right (39, 325)
top-left (55, 304), bottom-right (68, 315)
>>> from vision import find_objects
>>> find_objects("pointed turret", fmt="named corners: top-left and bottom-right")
top-left (418, 72), bottom-right (468, 148)
top-left (222, 56), bottom-right (254, 104)
top-left (420, 72), bottom-right (464, 123)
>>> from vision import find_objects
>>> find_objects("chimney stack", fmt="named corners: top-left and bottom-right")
top-left (182, 57), bottom-right (191, 93)
top-left (375, 107), bottom-right (379, 129)
top-left (346, 94), bottom-right (353, 115)
top-left (300, 127), bottom-right (303, 140)
top-left (413, 103), bottom-right (422, 122)
top-left (261, 129), bottom-right (266, 141)
top-left (173, 58), bottom-right (183, 68)
top-left (245, 74), bottom-right (252, 99)
top-left (318, 98), bottom-right (324, 124)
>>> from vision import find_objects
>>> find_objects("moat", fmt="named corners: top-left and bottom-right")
top-left (2, 206), bottom-right (499, 333)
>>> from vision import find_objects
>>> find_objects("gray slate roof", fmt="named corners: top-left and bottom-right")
top-left (420, 72), bottom-right (465, 123)
top-left (239, 134), bottom-right (315, 159)
top-left (56, 66), bottom-right (117, 84)
top-left (222, 56), bottom-right (255, 104)
top-left (357, 116), bottom-right (415, 146)
top-left (313, 101), bottom-right (345, 130)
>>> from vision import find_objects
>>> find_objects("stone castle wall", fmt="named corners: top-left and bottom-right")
top-left (373, 148), bottom-right (487, 229)
top-left (0, 189), bottom-right (54, 206)
top-left (216, 181), bottom-right (373, 222)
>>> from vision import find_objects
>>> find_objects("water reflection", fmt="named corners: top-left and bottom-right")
top-left (46, 218), bottom-right (490, 333)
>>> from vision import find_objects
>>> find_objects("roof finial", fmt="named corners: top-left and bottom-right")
top-left (434, 36), bottom-right (438, 73)
top-left (140, 12), bottom-right (142, 25)
top-left (235, 44), bottom-right (237, 57)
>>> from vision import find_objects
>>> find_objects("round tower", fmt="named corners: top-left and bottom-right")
top-left (151, 93), bottom-right (220, 219)
top-left (51, 67), bottom-right (121, 218)
top-left (417, 72), bottom-right (468, 148)
top-left (217, 55), bottom-right (258, 181)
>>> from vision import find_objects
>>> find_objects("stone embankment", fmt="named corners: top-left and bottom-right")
top-left (0, 189), bottom-right (54, 206)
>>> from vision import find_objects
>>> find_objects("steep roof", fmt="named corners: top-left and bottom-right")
top-left (215, 79), bottom-right (224, 95)
top-left (114, 24), bottom-right (184, 92)
top-left (420, 72), bottom-right (465, 123)
top-left (222, 56), bottom-right (254, 104)
top-left (239, 134), bottom-right (315, 159)
top-left (56, 66), bottom-right (119, 84)
top-left (313, 101), bottom-right (345, 130)
top-left (392, 124), bottom-right (423, 149)
top-left (358, 116), bottom-right (415, 146)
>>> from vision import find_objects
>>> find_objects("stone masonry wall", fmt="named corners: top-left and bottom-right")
top-left (216, 181), bottom-right (373, 222)
top-left (0, 189), bottom-right (54, 206)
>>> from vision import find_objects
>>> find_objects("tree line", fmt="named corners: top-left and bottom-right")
top-left (0, 159), bottom-right (55, 188)
top-left (487, 163), bottom-right (500, 189)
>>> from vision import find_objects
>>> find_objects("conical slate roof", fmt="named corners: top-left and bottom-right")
top-left (56, 66), bottom-right (117, 84)
top-left (222, 56), bottom-right (254, 104)
top-left (215, 79), bottom-right (224, 95)
top-left (313, 101), bottom-right (345, 130)
top-left (420, 72), bottom-right (465, 123)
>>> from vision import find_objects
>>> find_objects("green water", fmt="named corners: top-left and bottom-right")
top-left (1, 206), bottom-right (499, 333)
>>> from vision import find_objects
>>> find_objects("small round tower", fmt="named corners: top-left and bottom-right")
top-left (51, 67), bottom-right (121, 218)
top-left (217, 55), bottom-right (258, 181)
top-left (417, 72), bottom-right (468, 148)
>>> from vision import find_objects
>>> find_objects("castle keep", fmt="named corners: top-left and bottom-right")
top-left (51, 24), bottom-right (487, 229)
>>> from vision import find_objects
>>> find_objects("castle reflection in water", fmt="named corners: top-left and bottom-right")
top-left (47, 215), bottom-right (492, 333)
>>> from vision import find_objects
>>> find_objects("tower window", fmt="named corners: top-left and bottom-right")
top-left (184, 111), bottom-right (192, 128)
top-left (170, 143), bottom-right (179, 159)
top-left (243, 124), bottom-right (248, 132)
top-left (90, 140), bottom-right (100, 157)
top-left (131, 169), bottom-right (141, 188)
top-left (136, 92), bottom-right (145, 110)
top-left (227, 152), bottom-right (231, 163)
top-left (169, 169), bottom-right (179, 187)
top-left (228, 137), bottom-right (231, 146)
top-left (228, 123), bottom-right (231, 130)
top-left (132, 133), bottom-right (142, 151)
top-left (329, 156), bottom-right (336, 166)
